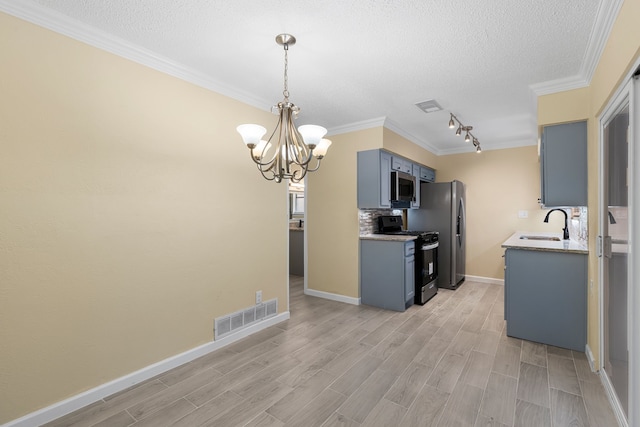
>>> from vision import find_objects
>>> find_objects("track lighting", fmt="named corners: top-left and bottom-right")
top-left (447, 113), bottom-right (481, 153)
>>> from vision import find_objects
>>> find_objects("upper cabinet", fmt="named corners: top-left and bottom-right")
top-left (358, 149), bottom-right (392, 209)
top-left (540, 121), bottom-right (587, 207)
top-left (391, 156), bottom-right (412, 174)
top-left (357, 149), bottom-right (435, 209)
top-left (420, 167), bottom-right (436, 182)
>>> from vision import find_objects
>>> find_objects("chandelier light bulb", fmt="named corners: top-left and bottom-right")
top-left (298, 125), bottom-right (327, 148)
top-left (314, 139), bottom-right (332, 158)
top-left (237, 124), bottom-right (267, 148)
top-left (448, 115), bottom-right (455, 129)
top-left (465, 132), bottom-right (471, 142)
top-left (455, 126), bottom-right (462, 136)
top-left (253, 140), bottom-right (272, 159)
top-left (476, 145), bottom-right (482, 153)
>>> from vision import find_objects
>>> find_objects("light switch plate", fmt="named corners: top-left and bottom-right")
top-left (518, 210), bottom-right (528, 218)
top-left (256, 290), bottom-right (262, 304)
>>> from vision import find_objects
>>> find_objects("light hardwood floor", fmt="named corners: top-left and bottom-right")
top-left (44, 276), bottom-right (619, 427)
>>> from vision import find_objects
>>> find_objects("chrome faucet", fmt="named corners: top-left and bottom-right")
top-left (543, 209), bottom-right (569, 240)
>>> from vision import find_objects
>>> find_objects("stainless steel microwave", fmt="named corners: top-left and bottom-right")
top-left (390, 170), bottom-right (416, 208)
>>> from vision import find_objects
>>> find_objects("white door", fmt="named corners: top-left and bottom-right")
top-left (601, 93), bottom-right (629, 419)
top-left (600, 70), bottom-right (640, 425)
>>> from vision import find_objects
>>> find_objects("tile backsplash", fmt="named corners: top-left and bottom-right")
top-left (359, 209), bottom-right (404, 235)
top-left (569, 207), bottom-right (588, 245)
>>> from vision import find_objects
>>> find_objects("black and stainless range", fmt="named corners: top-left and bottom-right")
top-left (377, 216), bottom-right (439, 304)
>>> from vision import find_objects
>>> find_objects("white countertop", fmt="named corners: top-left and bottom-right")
top-left (501, 231), bottom-right (588, 254)
top-left (360, 234), bottom-right (417, 242)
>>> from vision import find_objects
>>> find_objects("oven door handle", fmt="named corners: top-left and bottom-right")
top-left (421, 243), bottom-right (439, 251)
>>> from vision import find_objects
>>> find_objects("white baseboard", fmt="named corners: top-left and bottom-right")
top-left (3, 312), bottom-right (290, 427)
top-left (599, 365), bottom-right (628, 427)
top-left (304, 288), bottom-right (360, 305)
top-left (465, 275), bottom-right (505, 285)
top-left (585, 343), bottom-right (597, 372)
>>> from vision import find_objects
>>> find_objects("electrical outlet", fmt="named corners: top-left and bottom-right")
top-left (518, 210), bottom-right (528, 219)
top-left (256, 290), bottom-right (262, 304)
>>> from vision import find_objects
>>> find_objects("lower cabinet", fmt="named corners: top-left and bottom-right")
top-left (505, 248), bottom-right (587, 351)
top-left (360, 239), bottom-right (415, 311)
top-left (289, 230), bottom-right (304, 276)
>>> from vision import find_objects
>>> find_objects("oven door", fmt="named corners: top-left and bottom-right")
top-left (421, 242), bottom-right (438, 284)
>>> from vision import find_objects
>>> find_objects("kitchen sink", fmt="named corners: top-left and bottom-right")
top-left (519, 235), bottom-right (561, 241)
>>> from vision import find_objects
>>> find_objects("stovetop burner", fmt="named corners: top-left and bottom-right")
top-left (377, 215), bottom-right (438, 242)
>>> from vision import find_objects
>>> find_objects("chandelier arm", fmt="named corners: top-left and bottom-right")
top-left (259, 159), bottom-right (281, 181)
top-left (305, 157), bottom-right (322, 172)
top-left (288, 123), bottom-right (313, 166)
top-left (291, 165), bottom-right (308, 182)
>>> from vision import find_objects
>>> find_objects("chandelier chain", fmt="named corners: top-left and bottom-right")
top-left (283, 43), bottom-right (289, 99)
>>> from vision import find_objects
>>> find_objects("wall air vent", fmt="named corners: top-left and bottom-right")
top-left (415, 99), bottom-right (443, 114)
top-left (214, 298), bottom-right (278, 340)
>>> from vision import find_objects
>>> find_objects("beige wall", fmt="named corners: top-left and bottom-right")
top-left (0, 13), bottom-right (289, 423)
top-left (436, 146), bottom-right (565, 279)
top-left (307, 127), bottom-right (382, 297)
top-left (537, 0), bottom-right (640, 367)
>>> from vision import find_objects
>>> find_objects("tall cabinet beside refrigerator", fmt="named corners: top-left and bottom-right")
top-left (408, 180), bottom-right (466, 289)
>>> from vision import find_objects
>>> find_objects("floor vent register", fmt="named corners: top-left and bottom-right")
top-left (214, 298), bottom-right (278, 340)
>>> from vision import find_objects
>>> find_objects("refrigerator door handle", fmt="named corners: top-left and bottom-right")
top-left (457, 198), bottom-right (465, 245)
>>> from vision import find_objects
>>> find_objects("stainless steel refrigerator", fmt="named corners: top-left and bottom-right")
top-left (408, 180), bottom-right (466, 290)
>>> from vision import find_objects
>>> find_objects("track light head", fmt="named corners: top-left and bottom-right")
top-left (448, 113), bottom-right (480, 153)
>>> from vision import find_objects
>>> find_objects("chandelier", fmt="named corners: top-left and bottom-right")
top-left (448, 113), bottom-right (481, 153)
top-left (237, 34), bottom-right (332, 183)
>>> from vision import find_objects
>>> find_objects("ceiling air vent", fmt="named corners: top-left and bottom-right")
top-left (415, 99), bottom-right (443, 114)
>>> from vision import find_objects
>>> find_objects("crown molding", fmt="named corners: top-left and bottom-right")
top-left (437, 137), bottom-right (536, 156)
top-left (0, 0), bottom-right (271, 112)
top-left (580, 0), bottom-right (624, 83)
top-left (326, 117), bottom-right (386, 136)
top-left (530, 75), bottom-right (590, 97)
top-left (530, 0), bottom-right (623, 97)
top-left (382, 117), bottom-right (440, 155)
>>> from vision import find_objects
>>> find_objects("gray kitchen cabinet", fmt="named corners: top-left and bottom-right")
top-left (361, 239), bottom-right (415, 311)
top-left (540, 120), bottom-right (587, 207)
top-left (357, 149), bottom-right (391, 208)
top-left (289, 230), bottom-right (304, 276)
top-left (504, 248), bottom-right (587, 351)
top-left (358, 149), bottom-right (435, 209)
top-left (391, 156), bottom-right (412, 174)
top-left (606, 111), bottom-right (629, 207)
top-left (420, 166), bottom-right (436, 182)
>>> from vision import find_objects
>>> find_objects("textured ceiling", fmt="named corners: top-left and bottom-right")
top-left (5, 0), bottom-right (613, 154)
